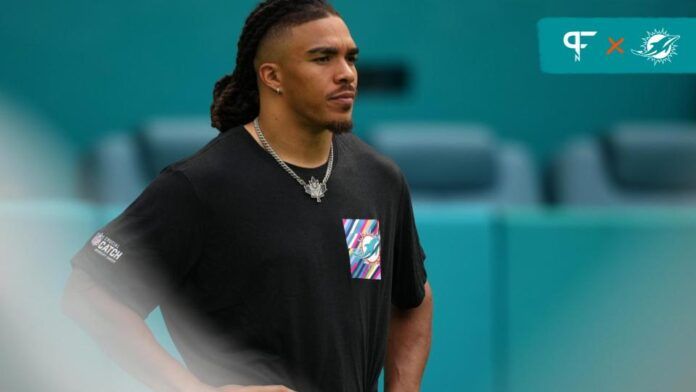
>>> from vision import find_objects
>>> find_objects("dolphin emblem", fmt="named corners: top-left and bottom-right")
top-left (354, 234), bottom-right (380, 262)
top-left (632, 31), bottom-right (680, 63)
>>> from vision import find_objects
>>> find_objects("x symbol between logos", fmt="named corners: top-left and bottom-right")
top-left (606, 37), bottom-right (624, 55)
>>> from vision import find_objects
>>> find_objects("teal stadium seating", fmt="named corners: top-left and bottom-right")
top-left (369, 123), bottom-right (540, 206)
top-left (552, 123), bottom-right (696, 206)
top-left (80, 117), bottom-right (218, 204)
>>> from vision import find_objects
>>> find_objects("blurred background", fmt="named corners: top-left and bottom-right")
top-left (1, 0), bottom-right (696, 391)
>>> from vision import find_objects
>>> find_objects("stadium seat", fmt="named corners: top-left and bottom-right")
top-left (80, 117), bottom-right (218, 205)
top-left (552, 122), bottom-right (696, 206)
top-left (368, 123), bottom-right (540, 206)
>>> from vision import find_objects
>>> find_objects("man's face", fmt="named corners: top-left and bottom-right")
top-left (276, 16), bottom-right (359, 133)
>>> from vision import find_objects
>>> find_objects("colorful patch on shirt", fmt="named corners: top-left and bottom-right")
top-left (342, 218), bottom-right (381, 280)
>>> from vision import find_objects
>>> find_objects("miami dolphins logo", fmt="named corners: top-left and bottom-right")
top-left (354, 233), bottom-right (381, 263)
top-left (631, 28), bottom-right (680, 65)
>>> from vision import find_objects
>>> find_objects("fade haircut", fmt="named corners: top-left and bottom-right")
top-left (210, 0), bottom-right (340, 132)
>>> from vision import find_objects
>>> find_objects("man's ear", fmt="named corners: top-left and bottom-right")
top-left (258, 62), bottom-right (282, 93)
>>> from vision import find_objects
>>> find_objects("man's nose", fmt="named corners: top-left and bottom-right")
top-left (335, 59), bottom-right (356, 85)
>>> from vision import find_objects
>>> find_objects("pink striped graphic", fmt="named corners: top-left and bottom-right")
top-left (342, 218), bottom-right (381, 280)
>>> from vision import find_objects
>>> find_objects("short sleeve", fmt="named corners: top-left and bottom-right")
top-left (391, 172), bottom-right (428, 309)
top-left (70, 168), bottom-right (206, 319)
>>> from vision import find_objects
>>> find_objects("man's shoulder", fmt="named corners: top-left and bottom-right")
top-left (166, 126), bottom-right (245, 173)
top-left (154, 127), bottom-right (242, 191)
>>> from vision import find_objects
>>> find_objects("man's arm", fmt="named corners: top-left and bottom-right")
top-left (385, 281), bottom-right (433, 392)
top-left (62, 269), bottom-right (295, 392)
top-left (61, 267), bottom-right (214, 392)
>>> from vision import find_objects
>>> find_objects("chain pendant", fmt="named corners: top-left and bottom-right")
top-left (253, 118), bottom-right (333, 204)
top-left (304, 177), bottom-right (327, 202)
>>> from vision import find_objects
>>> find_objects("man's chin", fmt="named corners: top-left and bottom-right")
top-left (326, 119), bottom-right (354, 134)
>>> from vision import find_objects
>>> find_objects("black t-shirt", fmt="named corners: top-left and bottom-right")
top-left (71, 125), bottom-right (428, 392)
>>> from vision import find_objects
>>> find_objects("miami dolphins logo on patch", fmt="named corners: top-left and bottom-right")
top-left (354, 233), bottom-right (381, 263)
top-left (342, 218), bottom-right (381, 280)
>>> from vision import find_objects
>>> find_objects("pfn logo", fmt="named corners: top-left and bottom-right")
top-left (563, 31), bottom-right (597, 62)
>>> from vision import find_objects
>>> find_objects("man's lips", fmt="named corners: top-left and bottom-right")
top-left (328, 91), bottom-right (356, 105)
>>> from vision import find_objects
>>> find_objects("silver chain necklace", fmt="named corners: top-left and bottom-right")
top-left (253, 117), bottom-right (334, 203)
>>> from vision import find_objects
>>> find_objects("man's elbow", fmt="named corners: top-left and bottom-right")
top-left (421, 281), bottom-right (433, 307)
top-left (60, 268), bottom-right (95, 320)
top-left (61, 281), bottom-right (82, 320)
top-left (414, 280), bottom-right (434, 310)
top-left (393, 281), bottom-right (433, 315)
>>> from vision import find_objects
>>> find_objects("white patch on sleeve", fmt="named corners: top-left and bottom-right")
top-left (90, 232), bottom-right (125, 263)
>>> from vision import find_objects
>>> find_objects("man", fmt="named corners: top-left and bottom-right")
top-left (61, 1), bottom-right (432, 391)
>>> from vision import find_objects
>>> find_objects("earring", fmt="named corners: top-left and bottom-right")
top-left (275, 87), bottom-right (282, 95)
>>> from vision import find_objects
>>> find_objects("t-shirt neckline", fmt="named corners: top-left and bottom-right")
top-left (237, 124), bottom-right (337, 175)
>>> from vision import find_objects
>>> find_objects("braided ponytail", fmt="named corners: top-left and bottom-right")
top-left (210, 0), bottom-right (339, 132)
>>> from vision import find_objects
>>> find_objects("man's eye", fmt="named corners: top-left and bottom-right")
top-left (315, 56), bottom-right (330, 63)
top-left (347, 56), bottom-right (358, 63)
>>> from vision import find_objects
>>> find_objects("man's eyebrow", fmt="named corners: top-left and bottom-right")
top-left (306, 46), bottom-right (360, 55)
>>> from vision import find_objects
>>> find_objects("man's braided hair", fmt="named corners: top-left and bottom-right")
top-left (210, 0), bottom-right (339, 132)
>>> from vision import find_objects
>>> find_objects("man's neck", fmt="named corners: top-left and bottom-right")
top-left (244, 112), bottom-right (333, 169)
